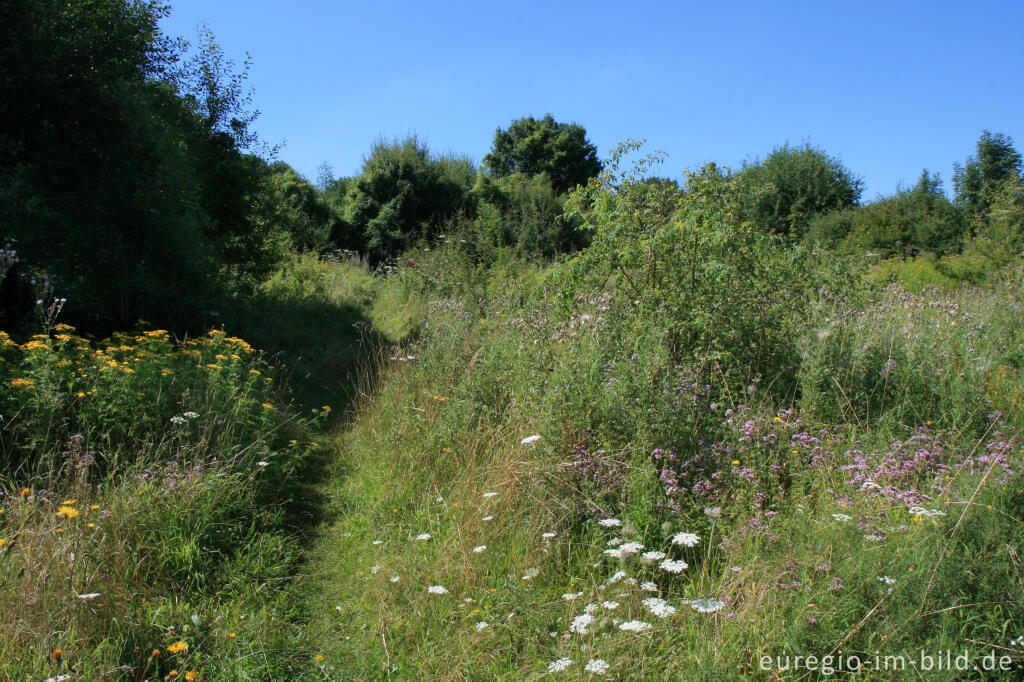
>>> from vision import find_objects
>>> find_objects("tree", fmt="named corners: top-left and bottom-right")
top-left (342, 137), bottom-right (472, 262)
top-left (738, 142), bottom-right (863, 237)
top-left (0, 0), bottom-right (282, 331)
top-left (954, 130), bottom-right (1022, 219)
top-left (810, 170), bottom-right (963, 256)
top-left (483, 115), bottom-right (602, 194)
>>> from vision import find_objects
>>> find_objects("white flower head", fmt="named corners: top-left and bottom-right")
top-left (690, 598), bottom-right (725, 613)
top-left (562, 592), bottom-right (584, 601)
top-left (640, 551), bottom-right (666, 564)
top-left (640, 581), bottom-right (659, 592)
top-left (642, 597), bottom-right (677, 619)
top-left (619, 620), bottom-right (653, 632)
top-left (521, 435), bottom-right (542, 445)
top-left (415, 533), bottom-right (432, 541)
top-left (390, 576), bottom-right (400, 583)
top-left (473, 545), bottom-right (487, 553)
top-left (372, 539), bottom-right (383, 545)
top-left (671, 532), bottom-right (700, 547)
top-left (183, 411), bottom-right (200, 419)
top-left (170, 416), bottom-right (187, 425)
top-left (257, 461), bottom-right (269, 467)
top-left (569, 613), bottom-right (595, 634)
top-left (482, 515), bottom-right (494, 521)
top-left (584, 658), bottom-right (610, 675)
top-left (370, 565), bottom-right (381, 574)
top-left (547, 657), bottom-right (572, 672)
top-left (475, 621), bottom-right (489, 631)
top-left (541, 532), bottom-right (556, 539)
top-left (831, 513), bottom-right (852, 521)
top-left (659, 559), bottom-right (688, 573)
top-left (482, 492), bottom-right (499, 498)
top-left (600, 600), bottom-right (619, 610)
top-left (598, 518), bottom-right (621, 527)
top-left (77, 593), bottom-right (101, 600)
top-left (427, 585), bottom-right (449, 594)
top-left (607, 570), bottom-right (627, 584)
top-left (618, 541), bottom-right (644, 555)
top-left (878, 575), bottom-right (896, 584)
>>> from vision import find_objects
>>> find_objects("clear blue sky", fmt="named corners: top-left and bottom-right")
top-left (159, 0), bottom-right (1023, 199)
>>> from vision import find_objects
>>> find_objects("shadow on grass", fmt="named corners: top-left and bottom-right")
top-left (215, 293), bottom-right (390, 539)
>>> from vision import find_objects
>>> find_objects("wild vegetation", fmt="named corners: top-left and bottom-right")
top-left (2, 2), bottom-right (1024, 680)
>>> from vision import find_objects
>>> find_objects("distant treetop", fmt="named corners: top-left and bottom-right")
top-left (484, 114), bottom-right (602, 194)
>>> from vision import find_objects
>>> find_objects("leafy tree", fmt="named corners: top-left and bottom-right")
top-left (255, 162), bottom-right (335, 253)
top-left (738, 142), bottom-right (864, 237)
top-left (342, 137), bottom-right (471, 263)
top-left (483, 115), bottom-right (602, 193)
top-left (810, 170), bottom-right (963, 256)
top-left (954, 130), bottom-right (1022, 219)
top-left (0, 0), bottom-right (282, 330)
top-left (963, 175), bottom-right (1024, 267)
top-left (561, 141), bottom-right (813, 392)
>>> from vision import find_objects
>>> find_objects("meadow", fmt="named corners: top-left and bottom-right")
top-left (3, 7), bottom-right (1023, 675)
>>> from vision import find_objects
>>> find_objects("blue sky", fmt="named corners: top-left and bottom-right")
top-left (160, 0), bottom-right (1023, 198)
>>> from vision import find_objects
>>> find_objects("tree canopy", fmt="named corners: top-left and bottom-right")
top-left (738, 142), bottom-right (864, 237)
top-left (483, 115), bottom-right (602, 194)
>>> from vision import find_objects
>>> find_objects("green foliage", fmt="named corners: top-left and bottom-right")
top-left (739, 142), bottom-right (864, 237)
top-left (954, 130), bottom-right (1023, 219)
top-left (0, 0), bottom-right (287, 333)
top-left (255, 162), bottom-right (335, 253)
top-left (342, 137), bottom-right (472, 263)
top-left (812, 170), bottom-right (965, 256)
top-left (462, 172), bottom-right (585, 258)
top-left (562, 141), bottom-right (814, 394)
top-left (964, 175), bottom-right (1024, 268)
top-left (483, 114), bottom-right (602, 194)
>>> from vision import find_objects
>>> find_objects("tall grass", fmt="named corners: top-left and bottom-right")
top-left (299, 251), bottom-right (1024, 680)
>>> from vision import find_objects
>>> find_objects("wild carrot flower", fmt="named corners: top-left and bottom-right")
top-left (659, 559), bottom-right (687, 573)
top-left (427, 585), bottom-right (449, 594)
top-left (541, 532), bottom-right (555, 538)
top-left (690, 598), bottom-right (725, 613)
top-left (521, 435), bottom-right (541, 445)
top-left (641, 551), bottom-right (666, 564)
top-left (569, 613), bottom-right (594, 634)
top-left (547, 658), bottom-right (572, 672)
top-left (642, 597), bottom-right (676, 618)
top-left (607, 571), bottom-right (627, 584)
top-left (619, 620), bottom-right (652, 632)
top-left (584, 659), bottom-right (610, 675)
top-left (473, 545), bottom-right (487, 553)
top-left (598, 518), bottom-right (621, 527)
top-left (671, 532), bottom-right (700, 547)
top-left (415, 533), bottom-right (432, 541)
top-left (475, 622), bottom-right (488, 631)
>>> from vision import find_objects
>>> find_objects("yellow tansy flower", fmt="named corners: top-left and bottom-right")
top-left (57, 506), bottom-right (80, 519)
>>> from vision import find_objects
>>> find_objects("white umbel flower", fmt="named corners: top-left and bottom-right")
top-left (671, 532), bottom-right (700, 547)
top-left (619, 620), bottom-right (653, 632)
